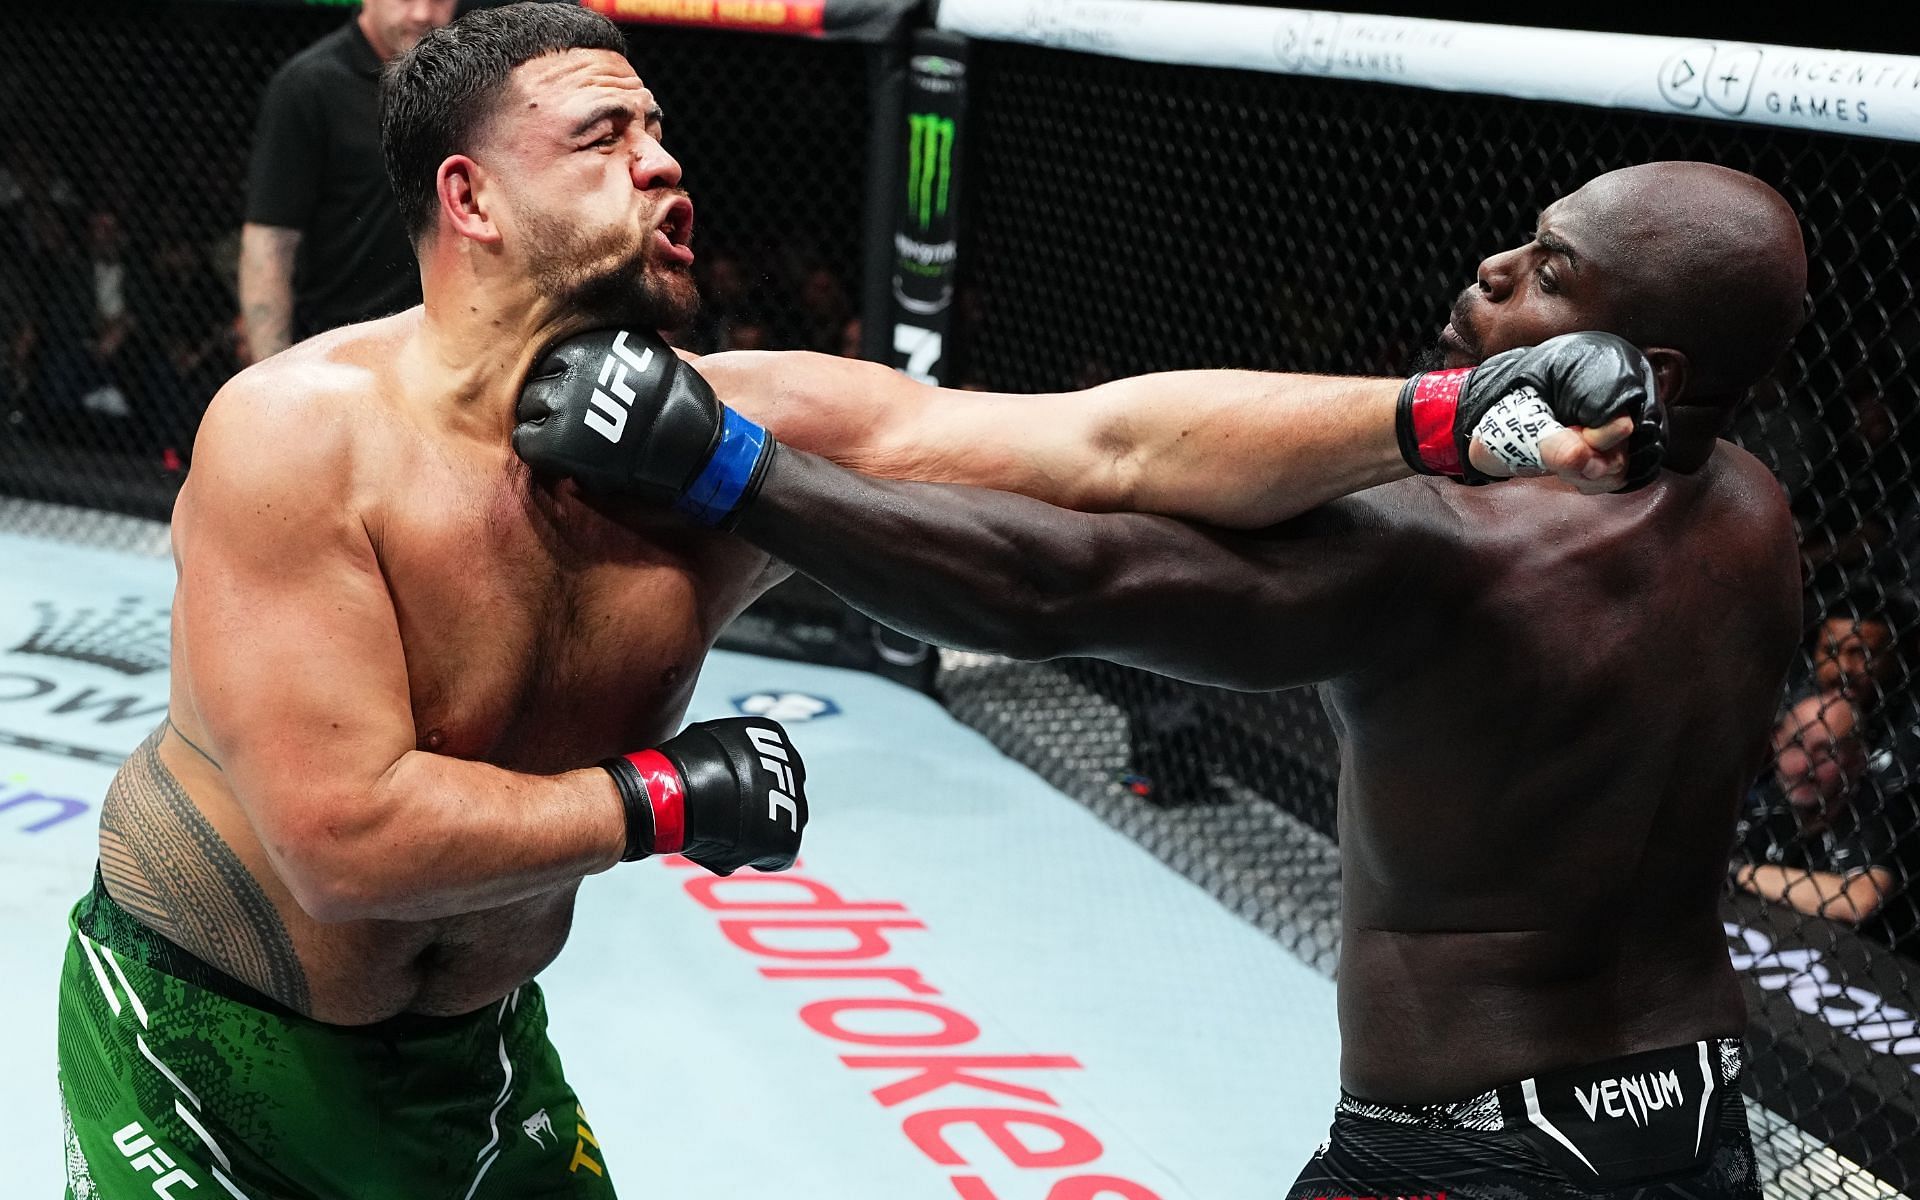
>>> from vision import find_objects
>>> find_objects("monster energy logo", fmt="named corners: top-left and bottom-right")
top-left (906, 113), bottom-right (955, 232)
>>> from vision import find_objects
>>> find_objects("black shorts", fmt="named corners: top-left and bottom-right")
top-left (1286, 1039), bottom-right (1761, 1199)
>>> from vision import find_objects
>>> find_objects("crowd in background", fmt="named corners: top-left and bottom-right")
top-left (1730, 355), bottom-right (1920, 961)
top-left (0, 161), bottom-right (865, 463)
top-left (0, 146), bottom-right (239, 462)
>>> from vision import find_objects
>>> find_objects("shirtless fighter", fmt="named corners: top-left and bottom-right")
top-left (518, 162), bottom-right (1808, 1199)
top-left (53, 6), bottom-right (1653, 1197)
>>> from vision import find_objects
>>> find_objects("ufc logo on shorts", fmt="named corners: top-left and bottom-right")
top-left (585, 331), bottom-right (656, 444)
top-left (746, 725), bottom-right (801, 831)
top-left (112, 1121), bottom-right (199, 1198)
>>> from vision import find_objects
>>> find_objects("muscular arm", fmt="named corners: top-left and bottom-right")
top-left (1735, 863), bottom-right (1898, 923)
top-left (734, 445), bottom-right (1441, 691)
top-left (702, 350), bottom-right (1405, 529)
top-left (179, 381), bottom-right (624, 924)
top-left (238, 223), bottom-right (300, 363)
top-left (700, 350), bottom-right (1621, 528)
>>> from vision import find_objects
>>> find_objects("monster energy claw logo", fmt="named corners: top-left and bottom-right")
top-left (906, 113), bottom-right (955, 232)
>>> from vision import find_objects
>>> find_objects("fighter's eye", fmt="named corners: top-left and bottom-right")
top-left (1537, 267), bottom-right (1559, 295)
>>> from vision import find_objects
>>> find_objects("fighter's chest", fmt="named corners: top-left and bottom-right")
top-left (372, 460), bottom-right (762, 770)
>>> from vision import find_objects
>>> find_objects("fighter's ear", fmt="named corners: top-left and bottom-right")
top-left (436, 155), bottom-right (502, 246)
top-left (1642, 346), bottom-right (1689, 408)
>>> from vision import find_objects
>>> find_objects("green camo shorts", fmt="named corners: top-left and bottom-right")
top-left (57, 871), bottom-right (619, 1199)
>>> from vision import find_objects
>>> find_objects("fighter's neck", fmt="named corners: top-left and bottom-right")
top-left (1663, 402), bottom-right (1737, 475)
top-left (407, 273), bottom-right (574, 441)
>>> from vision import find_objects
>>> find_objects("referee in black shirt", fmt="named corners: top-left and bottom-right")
top-left (239, 0), bottom-right (455, 362)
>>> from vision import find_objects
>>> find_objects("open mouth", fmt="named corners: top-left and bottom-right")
top-left (658, 197), bottom-right (694, 248)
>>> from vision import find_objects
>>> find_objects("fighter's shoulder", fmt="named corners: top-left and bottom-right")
top-left (1252, 477), bottom-right (1468, 586)
top-left (184, 337), bottom-right (384, 537)
top-left (1699, 443), bottom-right (1799, 573)
top-left (1704, 441), bottom-right (1793, 525)
top-left (1329, 476), bottom-right (1470, 542)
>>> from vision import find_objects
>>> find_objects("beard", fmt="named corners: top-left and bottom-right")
top-left (1410, 283), bottom-right (1485, 373)
top-left (527, 210), bottom-right (700, 333)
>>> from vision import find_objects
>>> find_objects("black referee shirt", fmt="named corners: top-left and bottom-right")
top-left (245, 19), bottom-right (420, 339)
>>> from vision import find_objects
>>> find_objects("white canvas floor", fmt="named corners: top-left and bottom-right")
top-left (0, 527), bottom-right (1340, 1198)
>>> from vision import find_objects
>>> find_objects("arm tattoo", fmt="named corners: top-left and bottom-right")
top-left (98, 725), bottom-right (311, 1013)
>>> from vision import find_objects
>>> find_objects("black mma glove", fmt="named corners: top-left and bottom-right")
top-left (514, 327), bottom-right (775, 529)
top-left (1395, 331), bottom-right (1667, 492)
top-left (604, 717), bottom-right (807, 876)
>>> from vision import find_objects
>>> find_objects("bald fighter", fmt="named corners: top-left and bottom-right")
top-left (52, 5), bottom-right (1651, 1197)
top-left (520, 162), bottom-right (1807, 1199)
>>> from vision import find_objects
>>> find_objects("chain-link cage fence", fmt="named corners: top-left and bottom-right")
top-left (0, 1), bottom-right (871, 540)
top-left (9, 2), bottom-right (1920, 1192)
top-left (935, 39), bottom-right (1920, 1199)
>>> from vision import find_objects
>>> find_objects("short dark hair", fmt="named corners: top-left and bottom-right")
top-left (381, 2), bottom-right (628, 243)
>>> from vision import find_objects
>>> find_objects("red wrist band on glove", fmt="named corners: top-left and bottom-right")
top-left (1403, 368), bottom-right (1471, 477)
top-left (618, 749), bottom-right (686, 854)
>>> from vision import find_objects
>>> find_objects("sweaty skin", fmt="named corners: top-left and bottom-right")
top-left (99, 47), bottom-right (776, 1025)
top-left (700, 163), bottom-right (1810, 1101)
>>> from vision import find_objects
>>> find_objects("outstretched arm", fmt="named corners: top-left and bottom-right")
top-left (514, 330), bottom-right (1642, 685)
top-left (1734, 863), bottom-right (1897, 924)
top-left (731, 445), bottom-right (1439, 691)
top-left (695, 349), bottom-right (1634, 529)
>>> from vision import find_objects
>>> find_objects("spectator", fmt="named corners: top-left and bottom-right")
top-left (239, 0), bottom-right (455, 363)
top-left (1734, 693), bottom-right (1919, 947)
top-left (1803, 576), bottom-right (1920, 758)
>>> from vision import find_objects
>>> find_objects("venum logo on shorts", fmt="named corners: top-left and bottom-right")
top-left (522, 1107), bottom-right (557, 1149)
top-left (1574, 1069), bottom-right (1684, 1128)
top-left (585, 331), bottom-right (657, 445)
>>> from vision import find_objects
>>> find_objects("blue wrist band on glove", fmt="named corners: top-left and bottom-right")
top-left (672, 407), bottom-right (769, 526)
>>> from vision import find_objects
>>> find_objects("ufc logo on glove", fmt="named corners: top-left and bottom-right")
top-left (585, 331), bottom-right (656, 444)
top-left (748, 725), bottom-right (802, 832)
